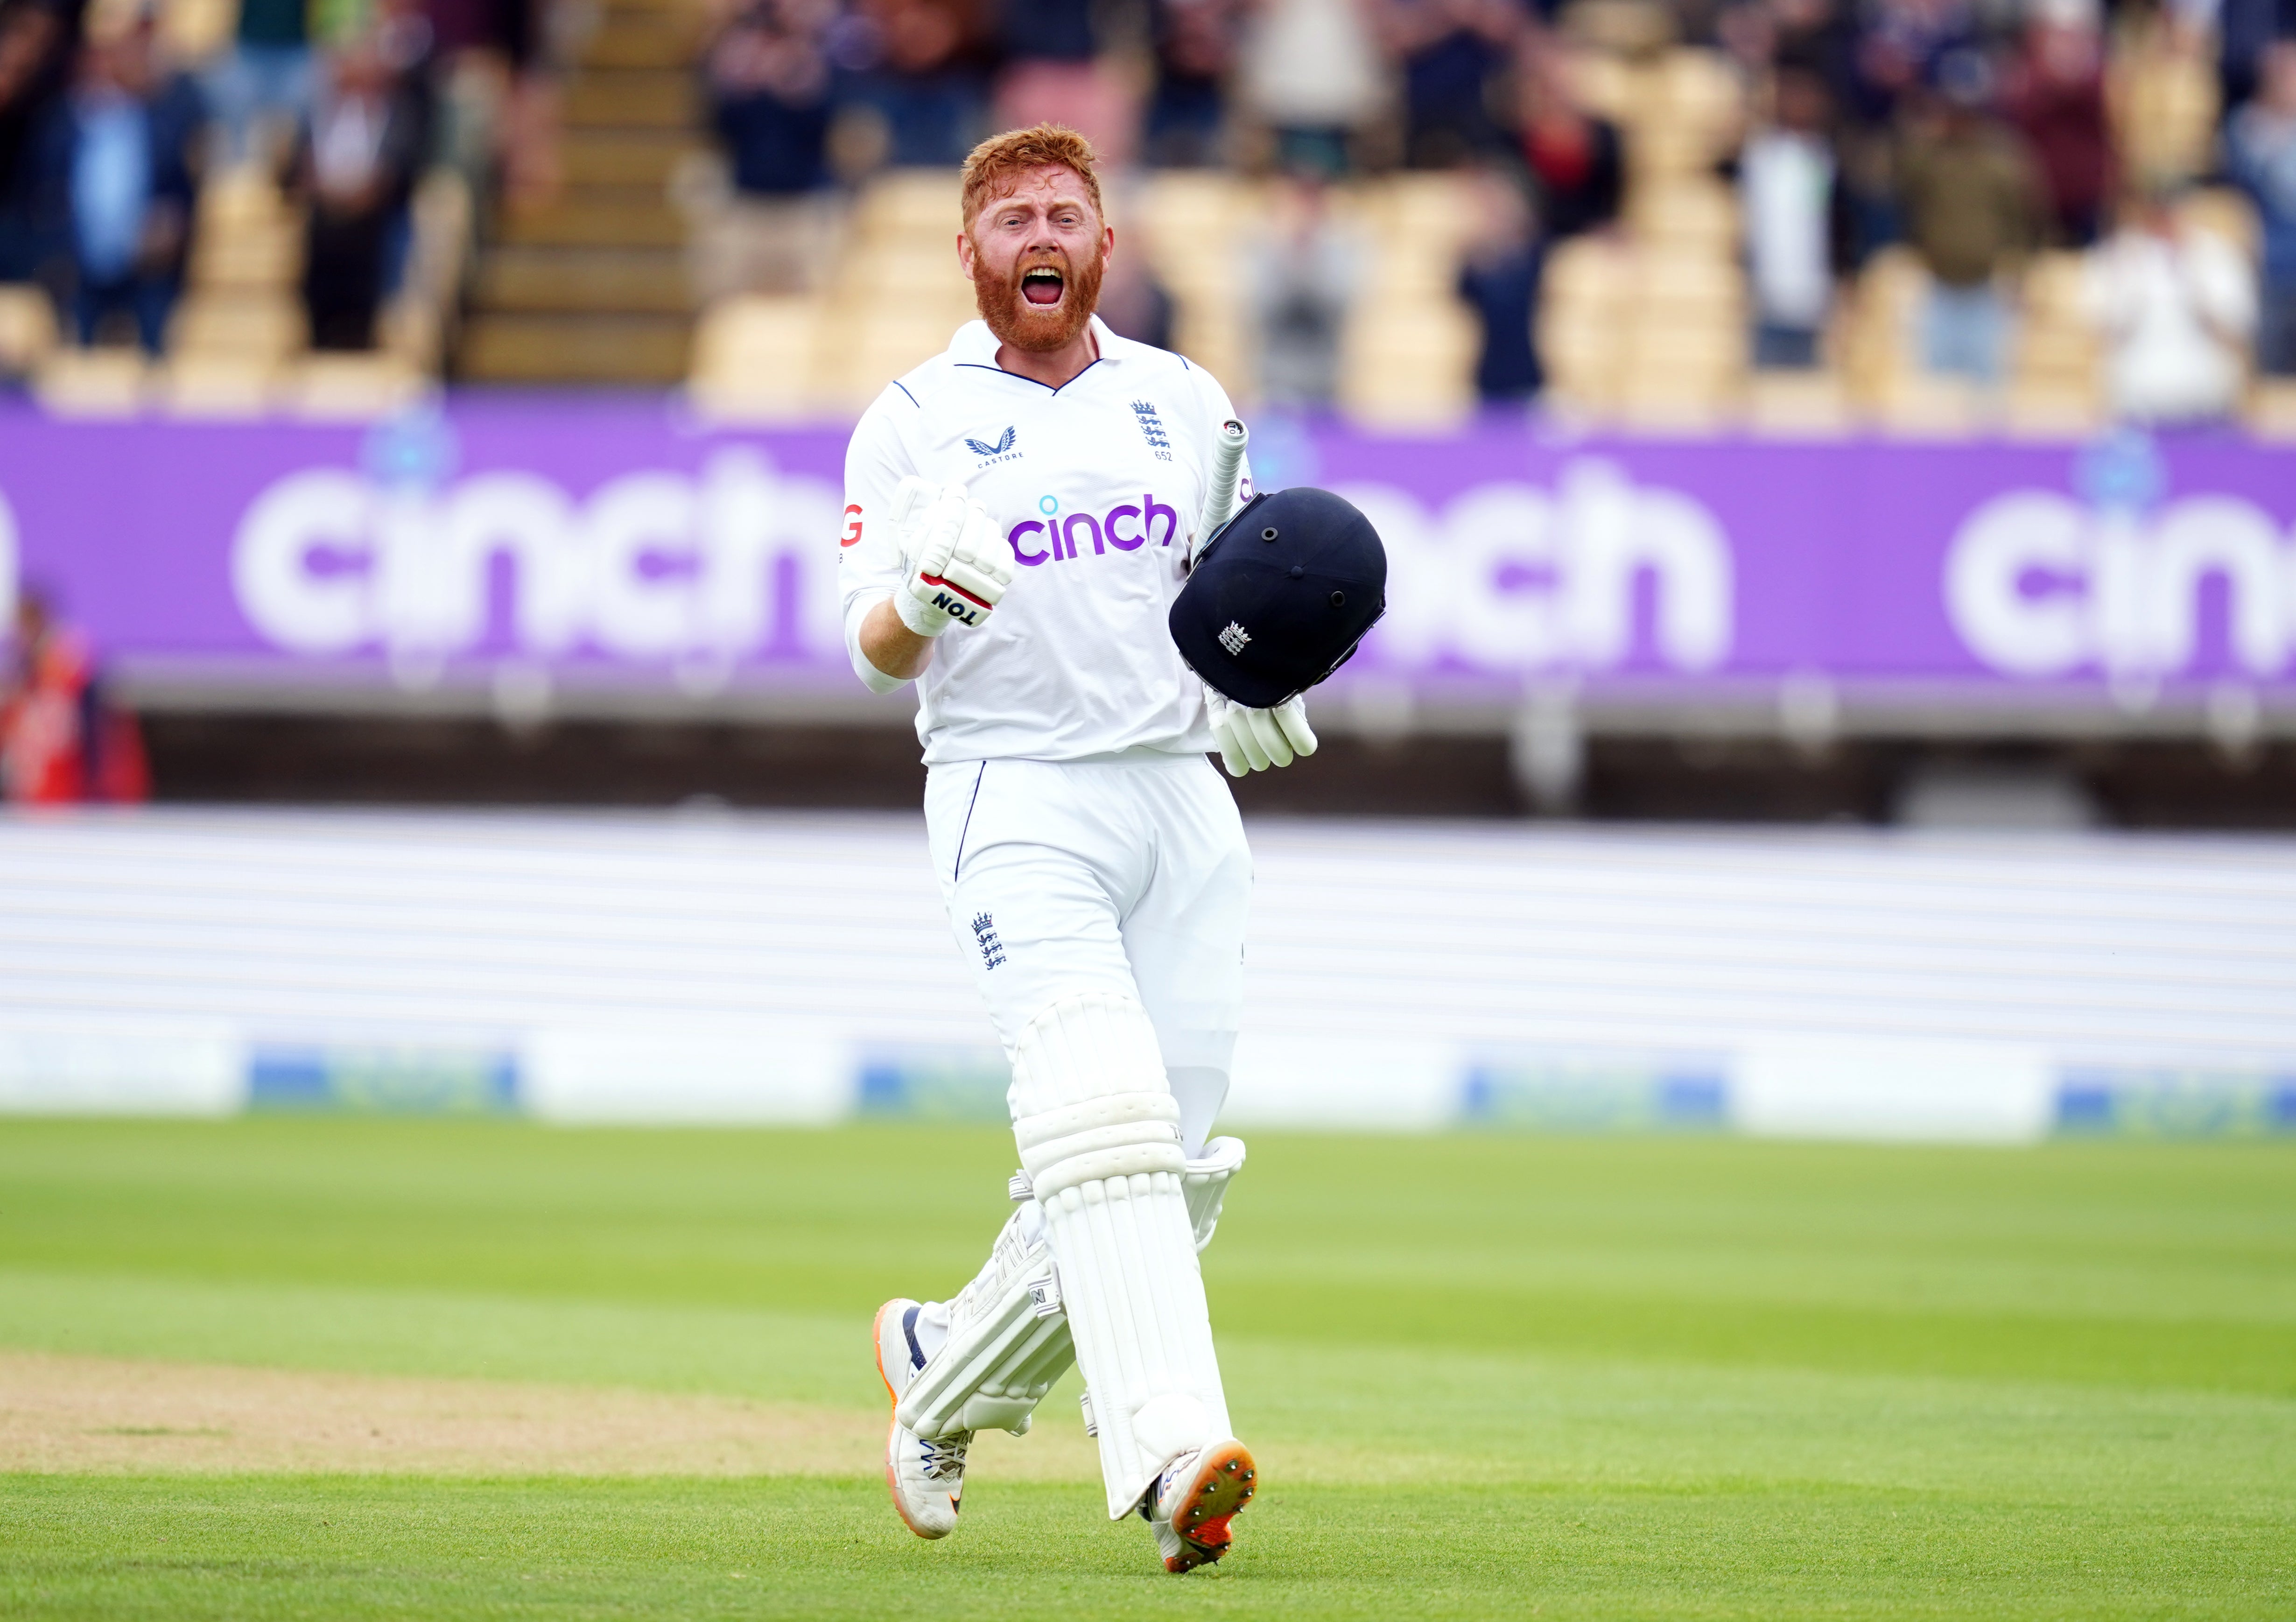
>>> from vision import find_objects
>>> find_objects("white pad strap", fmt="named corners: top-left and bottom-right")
top-left (894, 1198), bottom-right (1074, 1439)
top-left (1182, 1136), bottom-right (1246, 1251)
top-left (1011, 993), bottom-right (1229, 1518)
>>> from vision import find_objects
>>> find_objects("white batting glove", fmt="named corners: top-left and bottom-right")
top-left (1205, 685), bottom-right (1318, 777)
top-left (892, 479), bottom-right (1012, 639)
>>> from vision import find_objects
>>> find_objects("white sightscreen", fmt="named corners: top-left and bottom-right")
top-left (3, 809), bottom-right (2291, 1140)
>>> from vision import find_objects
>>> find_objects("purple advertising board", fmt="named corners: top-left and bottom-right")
top-left (2, 399), bottom-right (2292, 704)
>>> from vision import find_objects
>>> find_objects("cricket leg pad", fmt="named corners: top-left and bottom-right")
top-left (1010, 993), bottom-right (1231, 1519)
top-left (900, 1131), bottom-right (1247, 1443)
top-left (893, 1196), bottom-right (1075, 1439)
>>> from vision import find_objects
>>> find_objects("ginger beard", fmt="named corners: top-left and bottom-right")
top-left (970, 236), bottom-right (1104, 354)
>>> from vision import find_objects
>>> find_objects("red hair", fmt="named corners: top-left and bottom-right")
top-left (959, 124), bottom-right (1105, 228)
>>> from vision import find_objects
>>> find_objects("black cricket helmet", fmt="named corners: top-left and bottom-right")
top-left (1168, 485), bottom-right (1387, 709)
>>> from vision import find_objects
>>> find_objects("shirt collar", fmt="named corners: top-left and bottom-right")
top-left (949, 315), bottom-right (1123, 373)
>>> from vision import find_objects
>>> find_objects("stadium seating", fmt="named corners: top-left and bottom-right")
top-left (0, 0), bottom-right (2285, 439)
top-left (14, 157), bottom-right (464, 419)
top-left (458, 0), bottom-right (703, 386)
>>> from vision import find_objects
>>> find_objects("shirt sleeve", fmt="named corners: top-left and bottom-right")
top-left (839, 390), bottom-right (918, 695)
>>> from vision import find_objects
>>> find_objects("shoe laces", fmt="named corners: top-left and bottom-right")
top-left (1147, 1448), bottom-right (1203, 1523)
top-left (917, 1435), bottom-right (968, 1482)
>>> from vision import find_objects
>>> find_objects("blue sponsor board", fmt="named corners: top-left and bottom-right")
top-left (2054, 1068), bottom-right (2296, 1138)
top-left (247, 1045), bottom-right (520, 1115)
top-left (1460, 1056), bottom-right (1730, 1133)
top-left (856, 1048), bottom-right (1010, 1123)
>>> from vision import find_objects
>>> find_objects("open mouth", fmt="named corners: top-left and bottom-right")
top-left (1020, 266), bottom-right (1064, 307)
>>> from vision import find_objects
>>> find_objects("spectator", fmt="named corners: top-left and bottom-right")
top-left (835, 0), bottom-right (986, 168)
top-left (1, 587), bottom-right (147, 806)
top-left (204, 0), bottom-right (311, 168)
top-left (1739, 60), bottom-right (1849, 368)
top-left (1896, 60), bottom-right (2044, 383)
top-left (698, 0), bottom-right (840, 298)
top-left (1238, 0), bottom-right (1385, 176)
top-left (294, 33), bottom-right (428, 350)
top-left (1766, 0), bottom-right (1889, 264)
top-left (1770, 0), bottom-right (1864, 124)
top-left (426, 0), bottom-right (532, 70)
top-left (1716, 0), bottom-right (1779, 83)
top-left (1095, 229), bottom-right (1176, 349)
top-left (1142, 0), bottom-right (1237, 167)
top-left (1999, 0), bottom-right (2113, 247)
top-left (1242, 169), bottom-right (1362, 408)
top-left (1842, 0), bottom-right (1977, 254)
top-left (2227, 36), bottom-right (2296, 374)
top-left (0, 0), bottom-right (72, 280)
top-left (1854, 0), bottom-right (1978, 117)
top-left (1455, 162), bottom-right (1541, 403)
top-left (2217, 0), bottom-right (2292, 113)
top-left (1515, 43), bottom-right (1620, 239)
top-left (1380, 0), bottom-right (1523, 169)
top-left (428, 0), bottom-right (569, 204)
top-left (35, 19), bottom-right (204, 353)
top-left (2085, 187), bottom-right (2256, 423)
top-left (993, 0), bottom-right (1134, 163)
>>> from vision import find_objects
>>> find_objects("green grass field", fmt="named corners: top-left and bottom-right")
top-left (1, 1118), bottom-right (2290, 1620)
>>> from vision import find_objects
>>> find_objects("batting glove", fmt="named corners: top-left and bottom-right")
top-left (1205, 685), bottom-right (1318, 777)
top-left (892, 478), bottom-right (1012, 639)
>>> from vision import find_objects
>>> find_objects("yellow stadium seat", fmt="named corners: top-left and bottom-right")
top-left (1541, 236), bottom-right (1629, 306)
top-left (2013, 323), bottom-right (2099, 385)
top-left (158, 352), bottom-right (277, 417)
top-left (1869, 373), bottom-right (1987, 438)
top-left (1636, 253), bottom-right (1745, 314)
top-left (160, 0), bottom-right (235, 59)
top-left (198, 169), bottom-right (293, 231)
top-left (2003, 378), bottom-right (2103, 439)
top-left (287, 353), bottom-right (429, 420)
top-left (852, 170), bottom-right (963, 241)
top-left (1746, 371), bottom-right (1853, 436)
top-left (0, 284), bottom-right (58, 374)
top-left (2019, 252), bottom-right (2090, 322)
top-left (33, 349), bottom-right (148, 416)
top-left (688, 295), bottom-right (822, 418)
top-left (1568, 51), bottom-right (1643, 122)
top-left (169, 295), bottom-right (306, 361)
top-left (1630, 181), bottom-right (1739, 248)
top-left (2247, 380), bottom-right (2296, 440)
top-left (193, 225), bottom-right (303, 291)
top-left (845, 238), bottom-right (969, 298)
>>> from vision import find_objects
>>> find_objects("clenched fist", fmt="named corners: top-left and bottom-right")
top-left (891, 477), bottom-right (1013, 639)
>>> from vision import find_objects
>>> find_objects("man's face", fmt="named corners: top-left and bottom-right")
top-left (958, 165), bottom-right (1112, 354)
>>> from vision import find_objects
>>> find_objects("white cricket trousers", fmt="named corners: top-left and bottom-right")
top-left (924, 749), bottom-right (1250, 1157)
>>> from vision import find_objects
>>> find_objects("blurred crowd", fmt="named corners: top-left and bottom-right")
top-left (0, 0), bottom-right (528, 356)
top-left (0, 0), bottom-right (2292, 425)
top-left (695, 0), bottom-right (2296, 423)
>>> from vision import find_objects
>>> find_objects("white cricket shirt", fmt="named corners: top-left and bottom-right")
top-left (840, 315), bottom-right (1247, 765)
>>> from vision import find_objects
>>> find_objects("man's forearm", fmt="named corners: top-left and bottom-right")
top-left (860, 596), bottom-right (934, 681)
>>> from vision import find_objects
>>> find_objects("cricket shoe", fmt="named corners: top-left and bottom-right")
top-left (1145, 1437), bottom-right (1258, 1573)
top-left (873, 1298), bottom-right (969, 1538)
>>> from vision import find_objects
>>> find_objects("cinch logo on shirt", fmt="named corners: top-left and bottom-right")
top-left (1006, 494), bottom-right (1179, 567)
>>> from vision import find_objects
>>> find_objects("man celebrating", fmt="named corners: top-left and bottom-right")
top-left (842, 125), bottom-right (1313, 1573)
